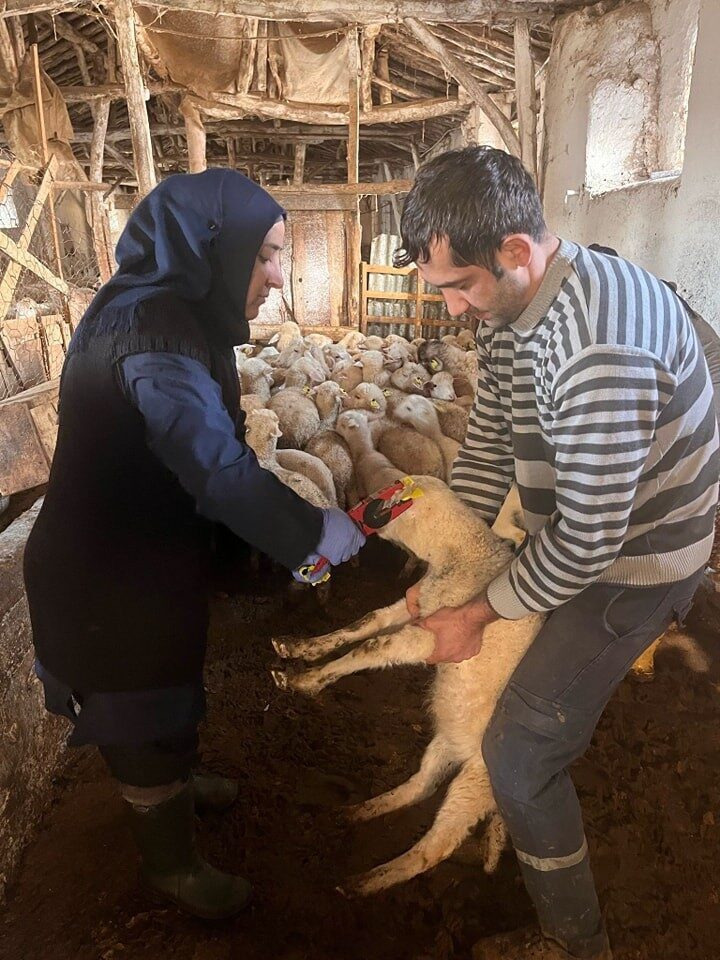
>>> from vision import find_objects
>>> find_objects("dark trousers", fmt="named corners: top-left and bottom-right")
top-left (99, 731), bottom-right (199, 788)
top-left (482, 571), bottom-right (702, 958)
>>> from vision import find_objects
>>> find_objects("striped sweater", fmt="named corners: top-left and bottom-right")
top-left (451, 240), bottom-right (720, 621)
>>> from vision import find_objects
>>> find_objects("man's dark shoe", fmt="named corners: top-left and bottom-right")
top-left (472, 926), bottom-right (612, 960)
top-left (191, 772), bottom-right (238, 814)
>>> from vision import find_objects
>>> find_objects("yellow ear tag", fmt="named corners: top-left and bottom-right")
top-left (383, 389), bottom-right (391, 397)
top-left (370, 399), bottom-right (380, 409)
top-left (429, 358), bottom-right (441, 371)
top-left (303, 385), bottom-right (311, 395)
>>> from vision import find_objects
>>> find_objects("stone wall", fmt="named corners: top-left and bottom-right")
top-left (0, 500), bottom-right (67, 900)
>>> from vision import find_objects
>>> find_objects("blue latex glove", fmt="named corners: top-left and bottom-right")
top-left (292, 508), bottom-right (366, 583)
top-left (316, 507), bottom-right (366, 563)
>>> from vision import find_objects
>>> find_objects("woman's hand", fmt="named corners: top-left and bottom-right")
top-left (315, 508), bottom-right (366, 564)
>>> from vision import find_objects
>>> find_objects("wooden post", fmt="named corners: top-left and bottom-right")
top-left (381, 161), bottom-right (401, 235)
top-left (226, 138), bottom-right (236, 169)
top-left (376, 43), bottom-right (391, 105)
top-left (514, 18), bottom-right (538, 181)
top-left (292, 142), bottom-right (306, 184)
top-left (404, 18), bottom-right (521, 157)
top-left (347, 27), bottom-right (361, 329)
top-left (30, 43), bottom-right (64, 280)
top-left (181, 98), bottom-right (206, 173)
top-left (89, 97), bottom-right (113, 282)
top-left (347, 27), bottom-right (360, 186)
top-left (360, 24), bottom-right (380, 113)
top-left (414, 269), bottom-right (423, 339)
top-left (360, 261), bottom-right (368, 334)
top-left (238, 16), bottom-right (258, 93)
top-left (114, 0), bottom-right (156, 196)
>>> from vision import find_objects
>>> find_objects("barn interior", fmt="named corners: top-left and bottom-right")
top-left (1, 1), bottom-right (720, 958)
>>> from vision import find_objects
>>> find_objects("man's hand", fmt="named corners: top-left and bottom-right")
top-left (405, 590), bottom-right (499, 664)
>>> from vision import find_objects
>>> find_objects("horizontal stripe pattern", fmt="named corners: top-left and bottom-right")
top-left (450, 241), bottom-right (720, 620)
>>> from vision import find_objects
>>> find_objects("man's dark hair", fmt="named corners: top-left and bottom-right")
top-left (395, 146), bottom-right (547, 275)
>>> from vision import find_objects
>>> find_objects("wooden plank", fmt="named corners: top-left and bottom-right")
top-left (30, 399), bottom-right (59, 461)
top-left (0, 160), bottom-right (22, 206)
top-left (238, 16), bottom-right (258, 94)
top-left (115, 0), bottom-right (156, 196)
top-left (376, 43), bottom-right (391, 105)
top-left (366, 289), bottom-right (445, 302)
top-left (347, 204), bottom-right (361, 329)
top-left (0, 229), bottom-right (69, 297)
top-left (0, 403), bottom-right (49, 496)
top-left (514, 18), bottom-right (538, 181)
top-left (1, 378), bottom-right (59, 408)
top-left (0, 316), bottom-right (45, 389)
top-left (0, 157), bottom-right (61, 324)
top-left (39, 315), bottom-right (66, 379)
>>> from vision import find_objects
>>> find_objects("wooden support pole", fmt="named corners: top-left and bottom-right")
top-left (114, 0), bottom-right (156, 196)
top-left (347, 26), bottom-right (360, 186)
top-left (514, 18), bottom-right (538, 181)
top-left (226, 138), bottom-right (236, 169)
top-left (292, 142), bottom-right (306, 184)
top-left (181, 98), bottom-right (206, 173)
top-left (88, 96), bottom-right (113, 283)
top-left (376, 43), bottom-right (391, 105)
top-left (360, 24), bottom-right (380, 113)
top-left (381, 161), bottom-right (402, 235)
top-left (403, 18), bottom-right (521, 157)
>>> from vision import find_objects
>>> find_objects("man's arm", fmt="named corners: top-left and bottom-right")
top-left (486, 346), bottom-right (676, 620)
top-left (450, 337), bottom-right (515, 523)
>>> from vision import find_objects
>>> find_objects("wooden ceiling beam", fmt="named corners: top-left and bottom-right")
top-left (1, 0), bottom-right (616, 22)
top-left (404, 18), bottom-right (520, 155)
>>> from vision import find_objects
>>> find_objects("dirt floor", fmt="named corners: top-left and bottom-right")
top-left (2, 538), bottom-right (720, 960)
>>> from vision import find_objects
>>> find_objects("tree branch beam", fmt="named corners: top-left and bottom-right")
top-left (404, 18), bottom-right (520, 156)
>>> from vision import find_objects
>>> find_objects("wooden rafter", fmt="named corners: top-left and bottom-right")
top-left (0, 0), bottom-right (616, 22)
top-left (404, 18), bottom-right (520, 156)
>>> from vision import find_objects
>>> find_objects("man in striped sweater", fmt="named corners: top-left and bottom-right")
top-left (398, 147), bottom-right (719, 960)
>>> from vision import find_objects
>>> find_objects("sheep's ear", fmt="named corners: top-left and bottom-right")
top-left (268, 333), bottom-right (279, 345)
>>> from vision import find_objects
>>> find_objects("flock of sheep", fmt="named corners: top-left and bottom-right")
top-left (236, 320), bottom-right (480, 513)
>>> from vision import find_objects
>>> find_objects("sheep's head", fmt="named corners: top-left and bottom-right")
top-left (417, 339), bottom-right (445, 373)
top-left (393, 394), bottom-right (440, 434)
top-left (382, 341), bottom-right (411, 371)
top-left (390, 362), bottom-right (431, 394)
top-left (275, 339), bottom-right (305, 368)
top-left (456, 329), bottom-right (476, 350)
top-left (313, 380), bottom-right (344, 421)
top-left (342, 382), bottom-right (387, 416)
top-left (424, 371), bottom-right (456, 401)
top-left (363, 335), bottom-right (385, 351)
top-left (245, 408), bottom-right (282, 459)
top-left (331, 363), bottom-right (364, 393)
top-left (335, 409), bottom-right (372, 444)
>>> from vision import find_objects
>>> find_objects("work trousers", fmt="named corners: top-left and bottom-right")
top-left (482, 570), bottom-right (703, 958)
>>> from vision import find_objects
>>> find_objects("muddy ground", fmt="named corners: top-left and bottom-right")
top-left (2, 538), bottom-right (720, 960)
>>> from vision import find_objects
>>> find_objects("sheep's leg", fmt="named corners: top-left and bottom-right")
top-left (349, 735), bottom-right (457, 821)
top-left (272, 597), bottom-right (412, 662)
top-left (272, 623), bottom-right (434, 695)
top-left (342, 754), bottom-right (495, 896)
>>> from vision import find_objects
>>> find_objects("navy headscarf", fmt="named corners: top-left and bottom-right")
top-left (76, 169), bottom-right (284, 349)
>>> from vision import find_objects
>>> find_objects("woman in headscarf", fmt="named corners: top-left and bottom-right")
top-left (23, 170), bottom-right (364, 920)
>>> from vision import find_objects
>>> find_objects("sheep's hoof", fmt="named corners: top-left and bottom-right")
top-left (271, 668), bottom-right (288, 690)
top-left (272, 638), bottom-right (291, 659)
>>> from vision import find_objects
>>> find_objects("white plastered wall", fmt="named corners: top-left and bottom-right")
top-left (542, 0), bottom-right (719, 323)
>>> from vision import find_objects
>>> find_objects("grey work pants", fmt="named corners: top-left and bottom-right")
top-left (482, 570), bottom-right (703, 958)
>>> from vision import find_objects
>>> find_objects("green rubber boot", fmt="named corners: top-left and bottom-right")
top-left (191, 772), bottom-right (238, 814)
top-left (126, 784), bottom-right (251, 920)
